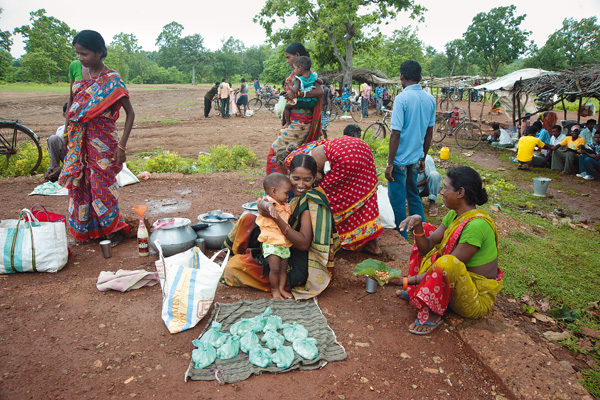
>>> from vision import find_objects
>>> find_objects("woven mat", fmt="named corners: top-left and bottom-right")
top-left (184, 298), bottom-right (347, 383)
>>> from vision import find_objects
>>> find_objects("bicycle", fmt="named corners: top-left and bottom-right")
top-left (362, 108), bottom-right (393, 140)
top-left (211, 97), bottom-right (221, 117)
top-left (248, 91), bottom-right (277, 111)
top-left (0, 118), bottom-right (42, 174)
top-left (438, 87), bottom-right (462, 111)
top-left (331, 97), bottom-right (362, 123)
top-left (432, 110), bottom-right (483, 149)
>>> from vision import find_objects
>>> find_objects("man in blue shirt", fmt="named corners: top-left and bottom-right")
top-left (386, 60), bottom-right (436, 239)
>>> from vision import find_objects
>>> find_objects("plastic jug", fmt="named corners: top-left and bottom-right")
top-left (440, 147), bottom-right (449, 160)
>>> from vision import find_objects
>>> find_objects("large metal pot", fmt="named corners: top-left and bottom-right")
top-left (197, 210), bottom-right (236, 249)
top-left (149, 218), bottom-right (197, 257)
top-left (241, 201), bottom-right (259, 218)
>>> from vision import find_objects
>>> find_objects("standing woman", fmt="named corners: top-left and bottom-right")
top-left (59, 30), bottom-right (135, 242)
top-left (265, 42), bottom-right (324, 174)
top-left (236, 78), bottom-right (249, 117)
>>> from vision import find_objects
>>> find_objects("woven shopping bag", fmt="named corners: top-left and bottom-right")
top-left (155, 240), bottom-right (229, 334)
top-left (0, 209), bottom-right (68, 274)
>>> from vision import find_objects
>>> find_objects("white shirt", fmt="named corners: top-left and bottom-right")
top-left (498, 129), bottom-right (513, 145)
top-left (55, 125), bottom-right (65, 137)
top-left (550, 134), bottom-right (566, 146)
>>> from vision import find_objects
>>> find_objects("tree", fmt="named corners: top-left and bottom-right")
top-left (20, 51), bottom-right (58, 83)
top-left (255, 0), bottom-right (423, 87)
top-left (526, 17), bottom-right (600, 70)
top-left (105, 33), bottom-right (142, 81)
top-left (462, 5), bottom-right (530, 77)
top-left (155, 22), bottom-right (184, 68)
top-left (0, 8), bottom-right (12, 52)
top-left (213, 37), bottom-right (244, 79)
top-left (14, 9), bottom-right (76, 81)
top-left (179, 34), bottom-right (206, 84)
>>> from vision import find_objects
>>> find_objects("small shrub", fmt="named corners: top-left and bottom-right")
top-left (0, 141), bottom-right (49, 177)
top-left (197, 145), bottom-right (258, 173)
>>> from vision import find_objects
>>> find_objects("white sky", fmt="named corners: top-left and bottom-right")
top-left (2, 0), bottom-right (599, 59)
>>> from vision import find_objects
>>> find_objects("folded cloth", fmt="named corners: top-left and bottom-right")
top-left (96, 269), bottom-right (159, 292)
top-left (29, 181), bottom-right (69, 196)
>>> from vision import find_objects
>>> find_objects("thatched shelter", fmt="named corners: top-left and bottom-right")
top-left (319, 68), bottom-right (401, 85)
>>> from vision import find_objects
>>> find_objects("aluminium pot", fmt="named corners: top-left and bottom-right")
top-left (149, 218), bottom-right (197, 257)
top-left (197, 211), bottom-right (236, 249)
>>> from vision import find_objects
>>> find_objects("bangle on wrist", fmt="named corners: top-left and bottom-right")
top-left (413, 230), bottom-right (425, 237)
top-left (402, 277), bottom-right (408, 290)
top-left (386, 164), bottom-right (393, 168)
top-left (283, 224), bottom-right (290, 235)
top-left (117, 143), bottom-right (126, 152)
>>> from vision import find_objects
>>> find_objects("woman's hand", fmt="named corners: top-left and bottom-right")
top-left (398, 215), bottom-right (423, 233)
top-left (114, 147), bottom-right (126, 166)
top-left (283, 91), bottom-right (295, 101)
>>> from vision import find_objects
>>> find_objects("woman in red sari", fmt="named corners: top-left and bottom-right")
top-left (277, 136), bottom-right (383, 254)
top-left (265, 42), bottom-right (323, 174)
top-left (58, 30), bottom-right (135, 242)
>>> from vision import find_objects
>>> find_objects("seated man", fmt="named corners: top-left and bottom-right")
top-left (488, 123), bottom-right (514, 148)
top-left (515, 126), bottom-right (547, 170)
top-left (550, 125), bottom-right (586, 175)
top-left (580, 119), bottom-right (597, 149)
top-left (416, 154), bottom-right (441, 217)
top-left (44, 103), bottom-right (68, 182)
top-left (533, 120), bottom-right (551, 145)
top-left (542, 125), bottom-right (566, 162)
top-left (577, 131), bottom-right (600, 180)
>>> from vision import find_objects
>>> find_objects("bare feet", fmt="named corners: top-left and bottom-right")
top-left (362, 239), bottom-right (382, 256)
top-left (428, 202), bottom-right (438, 217)
top-left (279, 288), bottom-right (293, 299)
top-left (271, 288), bottom-right (285, 300)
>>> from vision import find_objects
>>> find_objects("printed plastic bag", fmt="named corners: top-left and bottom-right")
top-left (262, 315), bottom-right (282, 332)
top-left (240, 331), bottom-right (260, 353)
top-left (261, 329), bottom-right (285, 350)
top-left (272, 345), bottom-right (295, 369)
top-left (199, 321), bottom-right (228, 348)
top-left (282, 322), bottom-right (308, 342)
top-left (292, 337), bottom-right (319, 360)
top-left (216, 335), bottom-right (240, 360)
top-left (273, 96), bottom-right (287, 118)
top-left (248, 346), bottom-right (273, 368)
top-left (191, 340), bottom-right (217, 369)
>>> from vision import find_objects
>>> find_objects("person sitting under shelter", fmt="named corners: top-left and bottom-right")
top-left (542, 125), bottom-right (566, 163)
top-left (533, 121), bottom-right (551, 145)
top-left (580, 119), bottom-right (597, 149)
top-left (488, 123), bottom-right (514, 148)
top-left (577, 131), bottom-right (600, 180)
top-left (514, 126), bottom-right (547, 170)
top-left (550, 125), bottom-right (586, 175)
top-left (417, 154), bottom-right (441, 217)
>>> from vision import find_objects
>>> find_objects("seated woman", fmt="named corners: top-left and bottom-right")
top-left (222, 154), bottom-right (341, 300)
top-left (395, 166), bottom-right (503, 335)
top-left (276, 136), bottom-right (383, 254)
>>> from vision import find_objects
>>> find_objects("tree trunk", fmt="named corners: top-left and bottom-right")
top-left (342, 39), bottom-right (353, 89)
top-left (191, 64), bottom-right (196, 85)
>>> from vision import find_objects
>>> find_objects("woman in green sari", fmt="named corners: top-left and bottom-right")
top-left (222, 154), bottom-right (341, 300)
top-left (396, 166), bottom-right (503, 335)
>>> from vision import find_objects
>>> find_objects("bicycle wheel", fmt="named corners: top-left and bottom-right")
top-left (0, 122), bottom-right (42, 175)
top-left (350, 103), bottom-right (363, 123)
top-left (363, 122), bottom-right (386, 140)
top-left (439, 98), bottom-right (451, 112)
top-left (455, 122), bottom-right (482, 149)
top-left (432, 114), bottom-right (448, 143)
top-left (212, 99), bottom-right (221, 117)
top-left (248, 98), bottom-right (262, 111)
top-left (329, 103), bottom-right (339, 121)
top-left (264, 97), bottom-right (276, 111)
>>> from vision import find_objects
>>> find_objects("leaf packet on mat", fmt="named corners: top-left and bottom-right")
top-left (272, 344), bottom-right (294, 369)
top-left (230, 307), bottom-right (272, 336)
top-left (191, 340), bottom-right (217, 369)
top-left (216, 335), bottom-right (240, 360)
top-left (240, 331), bottom-right (260, 353)
top-left (261, 329), bottom-right (285, 350)
top-left (282, 322), bottom-right (308, 342)
top-left (262, 315), bottom-right (283, 332)
top-left (292, 337), bottom-right (319, 360)
top-left (199, 321), bottom-right (228, 348)
top-left (248, 346), bottom-right (273, 368)
top-left (247, 306), bottom-right (272, 332)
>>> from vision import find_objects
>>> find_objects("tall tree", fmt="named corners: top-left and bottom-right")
top-left (462, 5), bottom-right (530, 77)
top-left (14, 9), bottom-right (76, 81)
top-left (255, 0), bottom-right (423, 87)
top-left (213, 37), bottom-right (244, 79)
top-left (155, 21), bottom-right (184, 68)
top-left (105, 33), bottom-right (142, 81)
top-left (0, 8), bottom-right (12, 52)
top-left (179, 34), bottom-right (206, 84)
top-left (526, 17), bottom-right (600, 70)
top-left (20, 50), bottom-right (58, 83)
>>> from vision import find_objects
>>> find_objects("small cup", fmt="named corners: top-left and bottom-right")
top-left (195, 238), bottom-right (206, 254)
top-left (365, 276), bottom-right (377, 293)
top-left (99, 240), bottom-right (112, 259)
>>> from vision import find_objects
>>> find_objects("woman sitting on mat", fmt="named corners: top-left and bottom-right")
top-left (395, 166), bottom-right (503, 335)
top-left (222, 154), bottom-right (341, 300)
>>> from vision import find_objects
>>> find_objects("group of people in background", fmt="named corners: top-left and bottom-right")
top-left (203, 79), bottom-right (249, 119)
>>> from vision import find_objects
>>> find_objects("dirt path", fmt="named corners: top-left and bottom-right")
top-left (0, 86), bottom-right (593, 399)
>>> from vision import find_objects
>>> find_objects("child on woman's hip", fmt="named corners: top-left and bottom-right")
top-left (283, 56), bottom-right (319, 128)
top-left (256, 173), bottom-right (293, 299)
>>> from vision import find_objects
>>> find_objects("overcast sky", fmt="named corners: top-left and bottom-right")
top-left (2, 0), bottom-right (599, 59)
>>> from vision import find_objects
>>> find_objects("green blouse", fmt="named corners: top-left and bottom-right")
top-left (442, 209), bottom-right (497, 267)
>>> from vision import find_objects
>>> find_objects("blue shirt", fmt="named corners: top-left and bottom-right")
top-left (374, 87), bottom-right (383, 100)
top-left (390, 84), bottom-right (437, 166)
top-left (536, 129), bottom-right (551, 145)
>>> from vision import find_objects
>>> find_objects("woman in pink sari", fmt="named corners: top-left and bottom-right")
top-left (58, 30), bottom-right (135, 242)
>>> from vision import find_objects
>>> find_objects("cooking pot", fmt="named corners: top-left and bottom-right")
top-left (241, 201), bottom-right (259, 217)
top-left (197, 210), bottom-right (236, 249)
top-left (149, 218), bottom-right (197, 257)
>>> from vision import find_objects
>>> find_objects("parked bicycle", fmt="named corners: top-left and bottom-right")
top-left (432, 109), bottom-right (483, 149)
top-left (248, 91), bottom-right (278, 111)
top-left (329, 97), bottom-right (362, 123)
top-left (362, 108), bottom-right (392, 140)
top-left (0, 118), bottom-right (42, 174)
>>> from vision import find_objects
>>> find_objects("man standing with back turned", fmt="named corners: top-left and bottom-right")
top-left (385, 60), bottom-right (436, 240)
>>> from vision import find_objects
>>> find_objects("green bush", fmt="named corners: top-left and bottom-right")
top-left (196, 145), bottom-right (258, 173)
top-left (0, 141), bottom-right (49, 177)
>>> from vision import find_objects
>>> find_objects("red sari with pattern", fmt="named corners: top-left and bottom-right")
top-left (58, 69), bottom-right (130, 241)
top-left (286, 136), bottom-right (382, 250)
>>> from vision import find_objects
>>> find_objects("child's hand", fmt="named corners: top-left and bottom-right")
top-left (268, 204), bottom-right (279, 219)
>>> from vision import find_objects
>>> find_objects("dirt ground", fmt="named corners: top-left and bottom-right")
top-left (0, 86), bottom-right (596, 399)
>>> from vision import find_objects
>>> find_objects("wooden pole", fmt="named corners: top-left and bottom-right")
top-left (517, 92), bottom-right (522, 138)
top-left (467, 89), bottom-right (472, 122)
top-left (577, 97), bottom-right (582, 124)
top-left (512, 90), bottom-right (516, 129)
top-left (479, 92), bottom-right (486, 122)
top-left (561, 97), bottom-right (567, 120)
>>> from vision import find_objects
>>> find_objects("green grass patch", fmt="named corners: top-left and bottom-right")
top-left (0, 83), bottom-right (71, 94)
top-left (175, 101), bottom-right (198, 109)
top-left (0, 142), bottom-right (50, 177)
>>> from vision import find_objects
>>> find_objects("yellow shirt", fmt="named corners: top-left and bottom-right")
top-left (256, 196), bottom-right (292, 247)
top-left (559, 136), bottom-right (586, 150)
top-left (517, 136), bottom-right (545, 162)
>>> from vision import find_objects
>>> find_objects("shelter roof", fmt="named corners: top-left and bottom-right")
top-left (472, 69), bottom-right (553, 92)
top-left (513, 64), bottom-right (600, 99)
top-left (319, 68), bottom-right (401, 85)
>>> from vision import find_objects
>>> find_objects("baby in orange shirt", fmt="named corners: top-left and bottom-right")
top-left (256, 173), bottom-right (293, 299)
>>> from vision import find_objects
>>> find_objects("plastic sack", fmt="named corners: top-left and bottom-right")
top-left (282, 322), bottom-right (308, 342)
top-left (191, 340), bottom-right (217, 369)
top-left (216, 335), bottom-right (240, 360)
top-left (248, 346), bottom-right (273, 368)
top-left (240, 331), bottom-right (260, 353)
top-left (272, 345), bottom-right (295, 369)
top-left (262, 315), bottom-right (282, 332)
top-left (292, 337), bottom-right (319, 360)
top-left (199, 321), bottom-right (228, 348)
top-left (261, 329), bottom-right (285, 350)
top-left (116, 162), bottom-right (140, 187)
top-left (376, 185), bottom-right (395, 229)
top-left (273, 96), bottom-right (287, 118)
